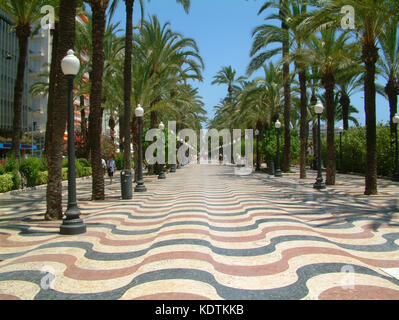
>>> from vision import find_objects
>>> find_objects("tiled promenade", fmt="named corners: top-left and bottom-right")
top-left (0, 164), bottom-right (399, 300)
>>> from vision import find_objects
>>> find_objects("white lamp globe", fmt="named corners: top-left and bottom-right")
top-left (338, 126), bottom-right (344, 133)
top-left (255, 129), bottom-right (259, 136)
top-left (315, 101), bottom-right (324, 114)
top-left (393, 114), bottom-right (399, 124)
top-left (61, 50), bottom-right (80, 76)
top-left (135, 104), bottom-right (144, 117)
top-left (159, 122), bottom-right (165, 130)
top-left (275, 120), bottom-right (281, 129)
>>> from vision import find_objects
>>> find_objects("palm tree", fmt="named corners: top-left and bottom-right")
top-left (45, 0), bottom-right (78, 220)
top-left (248, 0), bottom-right (292, 172)
top-left (336, 67), bottom-right (363, 130)
top-left (0, 0), bottom-right (44, 160)
top-left (300, 29), bottom-right (358, 185)
top-left (377, 19), bottom-right (399, 138)
top-left (86, 0), bottom-right (112, 200)
top-left (212, 66), bottom-right (246, 103)
top-left (300, 0), bottom-right (399, 194)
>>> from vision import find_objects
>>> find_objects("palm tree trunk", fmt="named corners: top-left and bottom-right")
top-left (11, 25), bottom-right (30, 160)
top-left (123, 0), bottom-right (134, 171)
top-left (299, 69), bottom-right (307, 179)
top-left (323, 73), bottom-right (336, 185)
top-left (88, 1), bottom-right (107, 200)
top-left (386, 79), bottom-right (398, 138)
top-left (45, 0), bottom-right (76, 220)
top-left (362, 42), bottom-right (379, 195)
top-left (119, 114), bottom-right (124, 152)
top-left (339, 91), bottom-right (350, 130)
top-left (44, 22), bottom-right (59, 157)
top-left (281, 11), bottom-right (291, 172)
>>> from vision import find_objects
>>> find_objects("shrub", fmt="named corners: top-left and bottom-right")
top-left (11, 170), bottom-right (21, 190)
top-left (62, 159), bottom-right (84, 177)
top-left (62, 168), bottom-right (68, 181)
top-left (19, 157), bottom-right (46, 187)
top-left (0, 173), bottom-right (14, 193)
top-left (78, 158), bottom-right (90, 168)
top-left (81, 167), bottom-right (92, 177)
top-left (115, 153), bottom-right (133, 170)
top-left (0, 164), bottom-right (5, 175)
top-left (37, 171), bottom-right (48, 185)
top-left (5, 154), bottom-right (18, 172)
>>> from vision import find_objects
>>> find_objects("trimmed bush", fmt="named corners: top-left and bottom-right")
top-left (5, 154), bottom-right (18, 172)
top-left (11, 170), bottom-right (21, 190)
top-left (62, 159), bottom-right (85, 177)
top-left (37, 171), bottom-right (48, 185)
top-left (81, 167), bottom-right (92, 177)
top-left (62, 168), bottom-right (68, 181)
top-left (78, 158), bottom-right (90, 168)
top-left (19, 157), bottom-right (46, 187)
top-left (0, 173), bottom-right (14, 193)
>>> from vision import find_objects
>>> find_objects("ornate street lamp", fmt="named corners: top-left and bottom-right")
top-left (313, 101), bottom-right (326, 189)
top-left (392, 114), bottom-right (399, 181)
top-left (134, 104), bottom-right (147, 192)
top-left (274, 120), bottom-right (282, 177)
top-left (60, 50), bottom-right (86, 235)
top-left (255, 129), bottom-right (260, 171)
top-left (338, 126), bottom-right (343, 173)
top-left (158, 122), bottom-right (166, 179)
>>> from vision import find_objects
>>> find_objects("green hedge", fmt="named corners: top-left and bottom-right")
top-left (0, 164), bottom-right (5, 175)
top-left (19, 157), bottom-right (46, 187)
top-left (0, 173), bottom-right (13, 193)
top-left (321, 125), bottom-right (395, 177)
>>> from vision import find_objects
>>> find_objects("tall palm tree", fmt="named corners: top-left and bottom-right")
top-left (86, 0), bottom-right (111, 200)
top-left (300, 0), bottom-right (399, 194)
top-left (377, 19), bottom-right (399, 137)
top-left (336, 67), bottom-right (363, 130)
top-left (248, 0), bottom-right (292, 172)
top-left (0, 0), bottom-right (44, 160)
top-left (212, 66), bottom-right (246, 103)
top-left (45, 0), bottom-right (78, 220)
top-left (300, 29), bottom-right (358, 185)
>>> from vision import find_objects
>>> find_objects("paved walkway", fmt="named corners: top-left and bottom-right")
top-left (0, 164), bottom-right (399, 300)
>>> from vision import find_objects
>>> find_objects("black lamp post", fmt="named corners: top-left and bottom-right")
top-left (338, 126), bottom-right (343, 173)
top-left (392, 114), bottom-right (399, 181)
top-left (313, 101), bottom-right (326, 189)
top-left (274, 120), bottom-right (282, 177)
top-left (255, 129), bottom-right (260, 171)
top-left (158, 122), bottom-right (166, 179)
top-left (60, 50), bottom-right (86, 235)
top-left (134, 104), bottom-right (147, 192)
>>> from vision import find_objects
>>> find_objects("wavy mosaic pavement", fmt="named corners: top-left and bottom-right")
top-left (1, 164), bottom-right (399, 300)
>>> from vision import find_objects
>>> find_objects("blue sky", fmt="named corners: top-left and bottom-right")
top-left (110, 0), bottom-right (391, 127)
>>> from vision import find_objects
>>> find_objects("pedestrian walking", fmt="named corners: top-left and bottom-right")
top-left (107, 157), bottom-right (116, 184)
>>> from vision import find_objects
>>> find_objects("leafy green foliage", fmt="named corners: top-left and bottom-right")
top-left (19, 157), bottom-right (46, 187)
top-left (0, 173), bottom-right (13, 193)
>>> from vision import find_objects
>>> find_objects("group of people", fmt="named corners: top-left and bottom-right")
top-left (102, 156), bottom-right (116, 184)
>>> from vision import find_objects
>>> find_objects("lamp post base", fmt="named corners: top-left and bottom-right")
top-left (313, 179), bottom-right (326, 190)
top-left (60, 206), bottom-right (86, 235)
top-left (274, 169), bottom-right (282, 177)
top-left (170, 164), bottom-right (176, 173)
top-left (134, 183), bottom-right (147, 192)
